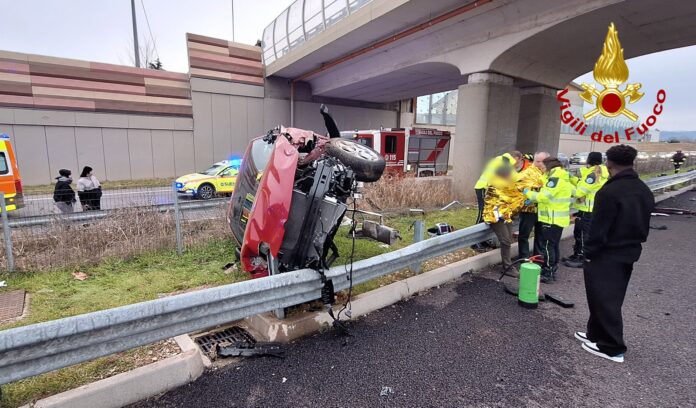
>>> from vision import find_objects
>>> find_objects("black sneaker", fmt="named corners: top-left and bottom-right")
top-left (581, 342), bottom-right (624, 363)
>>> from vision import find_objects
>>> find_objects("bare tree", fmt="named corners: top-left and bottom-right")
top-left (121, 36), bottom-right (163, 70)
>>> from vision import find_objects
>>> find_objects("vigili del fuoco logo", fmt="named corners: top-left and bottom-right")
top-left (557, 23), bottom-right (666, 143)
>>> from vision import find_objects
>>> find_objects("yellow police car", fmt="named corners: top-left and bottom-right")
top-left (175, 160), bottom-right (240, 199)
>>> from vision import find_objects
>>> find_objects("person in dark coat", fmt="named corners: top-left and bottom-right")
top-left (670, 150), bottom-right (686, 173)
top-left (574, 145), bottom-right (654, 363)
top-left (53, 169), bottom-right (76, 213)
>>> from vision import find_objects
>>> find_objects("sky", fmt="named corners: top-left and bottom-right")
top-left (0, 0), bottom-right (694, 131)
top-left (0, 0), bottom-right (292, 71)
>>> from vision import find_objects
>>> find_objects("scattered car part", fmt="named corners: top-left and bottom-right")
top-left (441, 200), bottom-right (464, 211)
top-left (359, 220), bottom-right (401, 245)
top-left (427, 223), bottom-right (454, 236)
top-left (545, 293), bottom-right (575, 308)
top-left (653, 207), bottom-right (696, 215)
top-left (216, 341), bottom-right (284, 358)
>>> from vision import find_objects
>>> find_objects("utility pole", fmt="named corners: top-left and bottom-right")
top-left (231, 0), bottom-right (235, 42)
top-left (131, 0), bottom-right (141, 68)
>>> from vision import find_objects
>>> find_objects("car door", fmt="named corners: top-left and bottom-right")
top-left (217, 167), bottom-right (238, 193)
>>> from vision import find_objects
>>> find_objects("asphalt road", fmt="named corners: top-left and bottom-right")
top-left (131, 190), bottom-right (696, 408)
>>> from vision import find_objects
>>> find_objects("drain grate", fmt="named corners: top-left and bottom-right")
top-left (0, 290), bottom-right (26, 322)
top-left (194, 326), bottom-right (256, 356)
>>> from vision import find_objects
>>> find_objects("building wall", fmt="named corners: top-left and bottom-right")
top-left (0, 109), bottom-right (193, 184)
top-left (0, 33), bottom-right (398, 185)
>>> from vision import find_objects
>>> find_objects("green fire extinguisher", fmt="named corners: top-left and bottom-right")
top-left (498, 255), bottom-right (544, 309)
top-left (517, 256), bottom-right (543, 309)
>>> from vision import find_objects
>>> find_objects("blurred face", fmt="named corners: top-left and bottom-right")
top-left (533, 153), bottom-right (549, 171)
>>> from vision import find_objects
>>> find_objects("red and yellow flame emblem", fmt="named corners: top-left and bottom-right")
top-left (580, 23), bottom-right (643, 121)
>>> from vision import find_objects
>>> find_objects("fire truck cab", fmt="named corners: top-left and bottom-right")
top-left (340, 128), bottom-right (450, 177)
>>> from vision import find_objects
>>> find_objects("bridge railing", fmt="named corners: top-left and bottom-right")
top-left (0, 171), bottom-right (694, 385)
top-left (262, 0), bottom-right (374, 64)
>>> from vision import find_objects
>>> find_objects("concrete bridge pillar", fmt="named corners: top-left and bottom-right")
top-left (451, 73), bottom-right (520, 200)
top-left (517, 86), bottom-right (561, 155)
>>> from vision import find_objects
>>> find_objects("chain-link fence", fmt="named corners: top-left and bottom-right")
top-left (0, 184), bottom-right (230, 272)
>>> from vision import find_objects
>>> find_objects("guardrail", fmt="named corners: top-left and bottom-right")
top-left (3, 198), bottom-right (226, 228)
top-left (643, 170), bottom-right (696, 191)
top-left (1, 171), bottom-right (694, 385)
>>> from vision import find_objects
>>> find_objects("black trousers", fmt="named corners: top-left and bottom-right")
top-left (475, 188), bottom-right (486, 224)
top-left (572, 211), bottom-right (592, 258)
top-left (518, 212), bottom-right (539, 259)
top-left (584, 257), bottom-right (633, 356)
top-left (535, 223), bottom-right (563, 273)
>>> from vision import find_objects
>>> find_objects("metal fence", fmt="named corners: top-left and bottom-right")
top-left (0, 184), bottom-right (229, 272)
top-left (0, 171), bottom-right (694, 385)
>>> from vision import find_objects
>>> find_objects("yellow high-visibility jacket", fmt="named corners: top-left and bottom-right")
top-left (515, 164), bottom-right (544, 213)
top-left (573, 165), bottom-right (608, 212)
top-left (524, 167), bottom-right (574, 227)
top-left (482, 174), bottom-right (525, 224)
top-left (475, 153), bottom-right (517, 189)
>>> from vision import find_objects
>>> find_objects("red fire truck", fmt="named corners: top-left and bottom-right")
top-left (340, 128), bottom-right (451, 176)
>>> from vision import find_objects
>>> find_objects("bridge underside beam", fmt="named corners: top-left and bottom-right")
top-left (517, 86), bottom-right (562, 156)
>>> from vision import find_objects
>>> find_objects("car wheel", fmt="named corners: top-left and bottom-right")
top-left (197, 184), bottom-right (215, 200)
top-left (324, 139), bottom-right (386, 182)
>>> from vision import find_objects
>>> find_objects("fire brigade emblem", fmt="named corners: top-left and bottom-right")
top-left (580, 23), bottom-right (643, 121)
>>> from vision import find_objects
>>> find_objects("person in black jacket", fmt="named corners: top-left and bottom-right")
top-left (670, 150), bottom-right (686, 173)
top-left (574, 145), bottom-right (654, 363)
top-left (53, 169), bottom-right (76, 214)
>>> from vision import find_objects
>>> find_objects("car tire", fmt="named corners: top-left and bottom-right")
top-left (324, 139), bottom-right (386, 182)
top-left (197, 183), bottom-right (215, 200)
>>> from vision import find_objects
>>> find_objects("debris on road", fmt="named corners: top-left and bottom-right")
top-left (71, 272), bottom-right (88, 281)
top-left (216, 341), bottom-right (284, 358)
top-left (380, 386), bottom-right (394, 397)
top-left (654, 206), bottom-right (696, 215)
top-left (650, 225), bottom-right (668, 230)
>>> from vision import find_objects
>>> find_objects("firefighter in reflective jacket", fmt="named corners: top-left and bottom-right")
top-left (524, 157), bottom-right (573, 283)
top-left (670, 150), bottom-right (686, 173)
top-left (563, 152), bottom-right (608, 268)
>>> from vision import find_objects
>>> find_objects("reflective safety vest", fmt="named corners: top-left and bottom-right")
top-left (475, 153), bottom-right (517, 189)
top-left (525, 167), bottom-right (573, 227)
top-left (573, 165), bottom-right (608, 212)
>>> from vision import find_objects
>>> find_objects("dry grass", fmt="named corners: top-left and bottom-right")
top-left (2, 206), bottom-right (229, 271)
top-left (362, 174), bottom-right (453, 211)
top-left (635, 156), bottom-right (693, 176)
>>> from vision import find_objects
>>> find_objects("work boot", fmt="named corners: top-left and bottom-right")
top-left (552, 266), bottom-right (558, 281)
top-left (503, 265), bottom-right (520, 278)
top-left (561, 254), bottom-right (579, 263)
top-left (564, 258), bottom-right (584, 268)
top-left (540, 269), bottom-right (553, 284)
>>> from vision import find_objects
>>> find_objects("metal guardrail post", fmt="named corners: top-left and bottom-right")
top-left (411, 220), bottom-right (424, 274)
top-left (0, 193), bottom-right (14, 272)
top-left (172, 182), bottom-right (183, 255)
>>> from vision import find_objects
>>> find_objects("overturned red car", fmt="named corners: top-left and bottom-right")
top-left (227, 106), bottom-right (386, 279)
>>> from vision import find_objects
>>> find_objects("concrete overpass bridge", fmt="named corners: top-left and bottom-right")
top-left (262, 0), bottom-right (696, 197)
